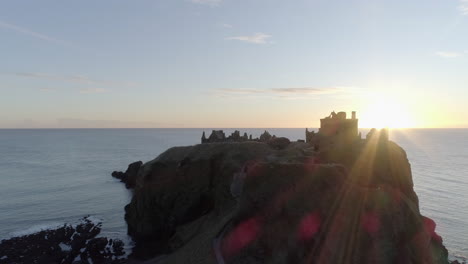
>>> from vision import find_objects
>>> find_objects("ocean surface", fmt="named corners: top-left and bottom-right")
top-left (0, 128), bottom-right (466, 260)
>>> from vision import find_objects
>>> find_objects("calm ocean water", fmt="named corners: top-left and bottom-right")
top-left (0, 128), bottom-right (466, 260)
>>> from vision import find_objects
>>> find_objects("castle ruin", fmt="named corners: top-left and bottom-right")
top-left (201, 111), bottom-right (388, 148)
top-left (201, 130), bottom-right (273, 144)
top-left (306, 111), bottom-right (360, 148)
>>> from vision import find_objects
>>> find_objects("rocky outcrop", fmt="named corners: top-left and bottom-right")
top-left (267, 136), bottom-right (291, 150)
top-left (226, 160), bottom-right (446, 264)
top-left (124, 142), bottom-right (281, 260)
top-left (259, 130), bottom-right (273, 142)
top-left (112, 161), bottom-right (142, 188)
top-left (123, 134), bottom-right (450, 263)
top-left (0, 216), bottom-right (125, 264)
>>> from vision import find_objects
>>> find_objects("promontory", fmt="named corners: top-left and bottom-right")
top-left (119, 111), bottom-right (451, 264)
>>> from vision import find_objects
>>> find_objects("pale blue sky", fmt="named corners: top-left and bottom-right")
top-left (1, 0), bottom-right (467, 128)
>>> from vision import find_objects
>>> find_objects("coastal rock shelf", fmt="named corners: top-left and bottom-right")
top-left (0, 216), bottom-right (125, 264)
top-left (122, 124), bottom-right (450, 263)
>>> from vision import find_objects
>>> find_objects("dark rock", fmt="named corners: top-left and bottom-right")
top-left (111, 171), bottom-right (125, 180)
top-left (122, 137), bottom-right (450, 263)
top-left (222, 139), bottom-right (447, 264)
top-left (259, 130), bottom-right (272, 142)
top-left (124, 157), bottom-right (221, 259)
top-left (111, 239), bottom-right (126, 257)
top-left (112, 161), bottom-right (143, 188)
top-left (124, 142), bottom-right (275, 259)
top-left (81, 237), bottom-right (125, 264)
top-left (0, 216), bottom-right (126, 264)
top-left (267, 137), bottom-right (291, 150)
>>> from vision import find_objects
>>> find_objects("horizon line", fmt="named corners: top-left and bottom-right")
top-left (0, 127), bottom-right (466, 130)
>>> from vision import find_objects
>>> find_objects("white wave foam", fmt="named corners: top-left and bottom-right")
top-left (9, 222), bottom-right (65, 238)
top-left (83, 215), bottom-right (102, 226)
top-left (7, 216), bottom-right (103, 239)
top-left (5, 216), bottom-right (130, 257)
top-left (449, 253), bottom-right (467, 262)
top-left (59, 242), bottom-right (71, 252)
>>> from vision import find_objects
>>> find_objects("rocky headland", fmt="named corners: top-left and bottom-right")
top-left (120, 127), bottom-right (452, 264)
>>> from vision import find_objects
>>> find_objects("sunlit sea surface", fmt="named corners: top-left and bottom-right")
top-left (0, 128), bottom-right (466, 260)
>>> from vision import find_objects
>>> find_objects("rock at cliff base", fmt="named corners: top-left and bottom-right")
top-left (0, 216), bottom-right (126, 264)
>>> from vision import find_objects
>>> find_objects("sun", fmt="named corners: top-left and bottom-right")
top-left (359, 99), bottom-right (414, 129)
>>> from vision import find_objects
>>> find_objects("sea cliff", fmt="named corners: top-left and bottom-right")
top-left (122, 129), bottom-right (451, 264)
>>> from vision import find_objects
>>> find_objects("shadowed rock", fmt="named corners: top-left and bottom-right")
top-left (112, 160), bottom-right (143, 188)
top-left (122, 137), bottom-right (450, 264)
top-left (0, 216), bottom-right (126, 264)
top-left (267, 137), bottom-right (291, 150)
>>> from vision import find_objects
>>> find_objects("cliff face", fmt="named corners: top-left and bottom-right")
top-left (124, 142), bottom-right (280, 259)
top-left (123, 133), bottom-right (449, 264)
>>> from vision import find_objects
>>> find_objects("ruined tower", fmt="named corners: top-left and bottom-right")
top-left (306, 111), bottom-right (359, 147)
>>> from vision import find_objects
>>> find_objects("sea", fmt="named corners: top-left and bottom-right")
top-left (0, 128), bottom-right (466, 261)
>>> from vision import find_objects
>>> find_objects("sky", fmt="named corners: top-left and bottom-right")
top-left (1, 0), bottom-right (468, 128)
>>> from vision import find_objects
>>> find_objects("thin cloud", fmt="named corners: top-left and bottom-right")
top-left (460, 0), bottom-right (468, 15)
top-left (226, 33), bottom-right (272, 44)
top-left (9, 72), bottom-right (136, 87)
top-left (0, 20), bottom-right (71, 46)
top-left (39, 88), bottom-right (54, 92)
top-left (216, 87), bottom-right (346, 98)
top-left (190, 0), bottom-right (222, 6)
top-left (270, 88), bottom-right (342, 95)
top-left (56, 118), bottom-right (178, 128)
top-left (435, 51), bottom-right (463, 58)
top-left (222, 23), bottom-right (233, 28)
top-left (79, 88), bottom-right (107, 94)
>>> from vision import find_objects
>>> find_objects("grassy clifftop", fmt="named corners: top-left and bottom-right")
top-left (123, 137), bottom-right (449, 264)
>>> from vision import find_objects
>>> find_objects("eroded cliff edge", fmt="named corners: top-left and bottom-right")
top-left (123, 131), bottom-right (450, 264)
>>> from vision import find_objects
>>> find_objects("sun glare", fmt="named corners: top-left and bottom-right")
top-left (360, 99), bottom-right (414, 129)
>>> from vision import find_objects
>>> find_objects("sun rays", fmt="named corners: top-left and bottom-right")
top-left (359, 96), bottom-right (415, 129)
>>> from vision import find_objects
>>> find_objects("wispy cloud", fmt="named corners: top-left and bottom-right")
top-left (459, 0), bottom-right (468, 15)
top-left (55, 118), bottom-right (179, 128)
top-left (222, 23), bottom-right (233, 28)
top-left (226, 33), bottom-right (272, 44)
top-left (216, 87), bottom-right (347, 98)
top-left (9, 72), bottom-right (136, 87)
top-left (435, 51), bottom-right (463, 58)
top-left (270, 88), bottom-right (342, 95)
top-left (190, 0), bottom-right (222, 6)
top-left (39, 88), bottom-right (54, 92)
top-left (0, 20), bottom-right (70, 45)
top-left (79, 88), bottom-right (107, 94)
